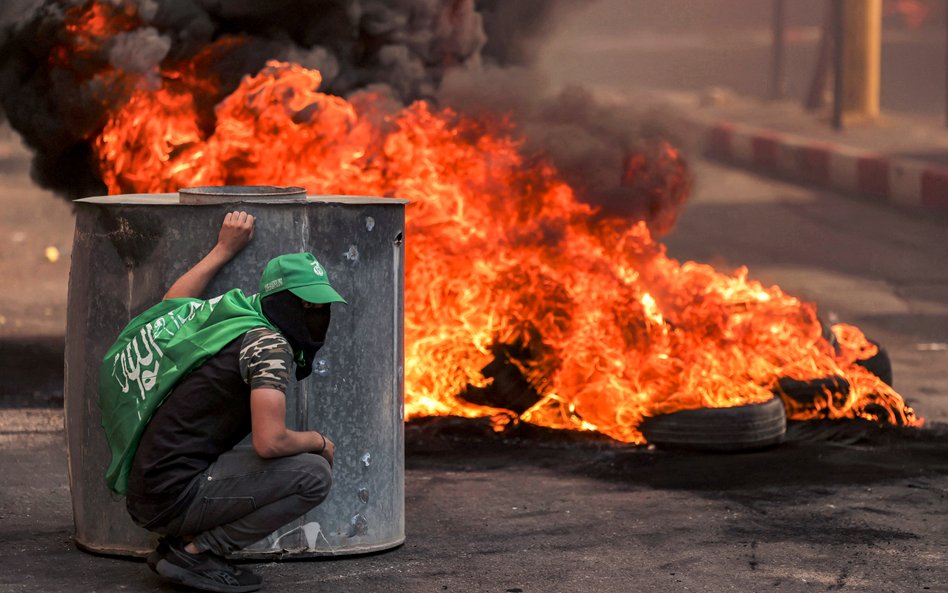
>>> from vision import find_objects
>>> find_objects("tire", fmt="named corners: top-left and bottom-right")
top-left (774, 340), bottom-right (892, 407)
top-left (639, 396), bottom-right (787, 451)
top-left (775, 375), bottom-right (849, 405)
top-left (855, 340), bottom-right (892, 386)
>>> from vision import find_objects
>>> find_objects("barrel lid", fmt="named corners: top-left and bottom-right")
top-left (180, 185), bottom-right (306, 204)
top-left (76, 193), bottom-right (409, 205)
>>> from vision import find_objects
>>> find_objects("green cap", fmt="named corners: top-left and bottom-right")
top-left (259, 252), bottom-right (347, 304)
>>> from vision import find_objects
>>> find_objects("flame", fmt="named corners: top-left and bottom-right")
top-left (51, 2), bottom-right (138, 68)
top-left (60, 3), bottom-right (920, 442)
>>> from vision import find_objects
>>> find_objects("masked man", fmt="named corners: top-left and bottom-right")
top-left (99, 211), bottom-right (344, 593)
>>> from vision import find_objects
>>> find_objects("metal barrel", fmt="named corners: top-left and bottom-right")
top-left (65, 191), bottom-right (406, 558)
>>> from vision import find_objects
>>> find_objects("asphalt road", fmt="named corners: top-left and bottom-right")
top-left (1, 155), bottom-right (946, 593)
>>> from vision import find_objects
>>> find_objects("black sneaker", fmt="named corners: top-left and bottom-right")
top-left (155, 542), bottom-right (263, 593)
top-left (146, 536), bottom-right (180, 574)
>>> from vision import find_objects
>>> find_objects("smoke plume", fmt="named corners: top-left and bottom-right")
top-left (0, 0), bottom-right (690, 233)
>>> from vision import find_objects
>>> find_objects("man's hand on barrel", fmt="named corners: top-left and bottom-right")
top-left (314, 431), bottom-right (335, 467)
top-left (162, 211), bottom-right (255, 300)
top-left (216, 211), bottom-right (255, 258)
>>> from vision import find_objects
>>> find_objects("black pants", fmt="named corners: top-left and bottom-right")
top-left (156, 447), bottom-right (332, 556)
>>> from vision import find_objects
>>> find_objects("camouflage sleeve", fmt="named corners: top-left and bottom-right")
top-left (239, 328), bottom-right (293, 392)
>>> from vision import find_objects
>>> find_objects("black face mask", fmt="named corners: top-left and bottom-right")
top-left (261, 290), bottom-right (332, 381)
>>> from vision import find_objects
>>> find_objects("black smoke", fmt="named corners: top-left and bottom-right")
top-left (0, 0), bottom-right (690, 233)
top-left (0, 0), bottom-right (495, 197)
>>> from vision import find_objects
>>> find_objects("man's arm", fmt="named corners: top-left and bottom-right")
top-left (250, 387), bottom-right (335, 465)
top-left (163, 211), bottom-right (256, 300)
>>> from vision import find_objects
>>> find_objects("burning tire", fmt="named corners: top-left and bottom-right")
top-left (855, 340), bottom-right (892, 386)
top-left (639, 396), bottom-right (786, 451)
top-left (774, 339), bottom-right (893, 409)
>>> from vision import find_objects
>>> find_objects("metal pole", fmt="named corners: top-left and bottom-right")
top-left (945, 1), bottom-right (947, 127)
top-left (804, 1), bottom-right (835, 111)
top-left (839, 0), bottom-right (882, 119)
top-left (832, 0), bottom-right (844, 129)
top-left (771, 0), bottom-right (787, 100)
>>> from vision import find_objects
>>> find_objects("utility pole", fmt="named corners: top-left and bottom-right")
top-left (832, 0), bottom-right (844, 129)
top-left (805, 1), bottom-right (835, 112)
top-left (771, 0), bottom-right (787, 100)
top-left (840, 0), bottom-right (882, 121)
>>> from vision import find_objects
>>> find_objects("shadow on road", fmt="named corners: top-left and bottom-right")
top-left (0, 335), bottom-right (64, 407)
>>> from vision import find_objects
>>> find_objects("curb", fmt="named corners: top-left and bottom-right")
top-left (676, 115), bottom-right (948, 213)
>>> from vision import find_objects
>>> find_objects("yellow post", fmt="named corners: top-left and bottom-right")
top-left (841, 0), bottom-right (882, 120)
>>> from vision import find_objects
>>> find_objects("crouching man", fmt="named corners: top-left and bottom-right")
top-left (99, 212), bottom-right (345, 592)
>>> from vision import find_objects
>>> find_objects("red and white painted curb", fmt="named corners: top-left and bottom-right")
top-left (680, 117), bottom-right (948, 212)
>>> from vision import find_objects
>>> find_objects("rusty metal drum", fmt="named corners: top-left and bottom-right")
top-left (64, 189), bottom-right (406, 558)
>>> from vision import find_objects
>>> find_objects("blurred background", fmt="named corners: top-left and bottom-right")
top-left (538, 0), bottom-right (945, 117)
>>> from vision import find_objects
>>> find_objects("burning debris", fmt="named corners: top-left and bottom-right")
top-left (0, 0), bottom-right (922, 444)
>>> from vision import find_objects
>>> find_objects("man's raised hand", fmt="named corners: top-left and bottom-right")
top-left (161, 211), bottom-right (256, 300)
top-left (217, 211), bottom-right (255, 259)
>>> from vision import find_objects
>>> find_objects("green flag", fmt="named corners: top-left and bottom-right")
top-left (98, 288), bottom-right (277, 495)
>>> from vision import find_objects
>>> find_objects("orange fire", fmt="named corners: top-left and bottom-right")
top-left (61, 3), bottom-right (920, 443)
top-left (51, 2), bottom-right (137, 68)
